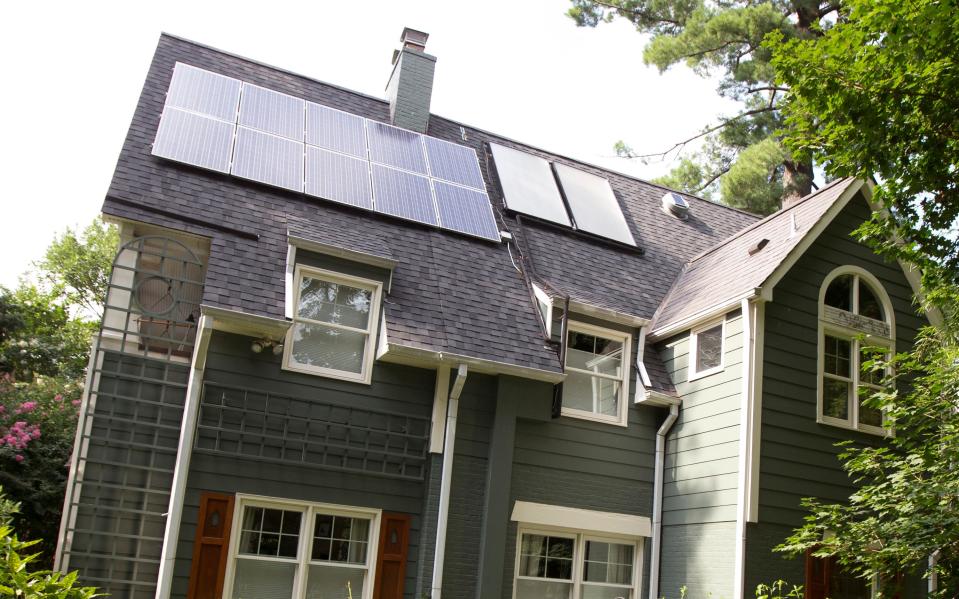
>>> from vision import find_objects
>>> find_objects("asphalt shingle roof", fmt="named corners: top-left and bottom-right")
top-left (102, 33), bottom-right (765, 379)
top-left (653, 178), bottom-right (857, 333)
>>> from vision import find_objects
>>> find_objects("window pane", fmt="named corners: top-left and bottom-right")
top-left (519, 554), bottom-right (546, 577)
top-left (823, 378), bottom-right (850, 420)
top-left (298, 277), bottom-right (372, 330)
top-left (582, 586), bottom-right (633, 599)
top-left (858, 282), bottom-right (884, 321)
top-left (858, 396), bottom-right (883, 428)
top-left (695, 324), bottom-right (723, 372)
top-left (564, 369), bottom-right (621, 417)
top-left (290, 322), bottom-right (367, 373)
top-left (825, 275), bottom-right (853, 311)
top-left (516, 579), bottom-right (572, 599)
top-left (306, 564), bottom-right (365, 599)
top-left (519, 534), bottom-right (574, 581)
top-left (238, 507), bottom-right (300, 558)
top-left (312, 515), bottom-right (371, 565)
top-left (567, 331), bottom-right (623, 375)
top-left (824, 336), bottom-right (852, 377)
top-left (232, 559), bottom-right (296, 599)
top-left (860, 347), bottom-right (886, 386)
top-left (583, 541), bottom-right (633, 584)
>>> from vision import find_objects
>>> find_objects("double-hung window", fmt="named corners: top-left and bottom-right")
top-left (818, 268), bottom-right (894, 434)
top-left (562, 322), bottom-right (631, 426)
top-left (514, 529), bottom-right (638, 599)
top-left (283, 265), bottom-right (382, 384)
top-left (226, 497), bottom-right (379, 599)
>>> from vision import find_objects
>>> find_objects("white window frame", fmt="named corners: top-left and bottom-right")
top-left (283, 265), bottom-right (383, 384)
top-left (532, 283), bottom-right (553, 337)
top-left (816, 266), bottom-right (895, 436)
top-left (687, 317), bottom-right (726, 381)
top-left (222, 494), bottom-right (381, 599)
top-left (512, 524), bottom-right (642, 599)
top-left (562, 321), bottom-right (632, 427)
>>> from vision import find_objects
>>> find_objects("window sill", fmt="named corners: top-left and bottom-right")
top-left (817, 416), bottom-right (890, 437)
top-left (561, 407), bottom-right (628, 428)
top-left (281, 361), bottom-right (373, 385)
top-left (687, 365), bottom-right (724, 382)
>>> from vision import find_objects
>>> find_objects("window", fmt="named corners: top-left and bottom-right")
top-left (562, 322), bottom-right (631, 426)
top-left (283, 265), bottom-right (382, 384)
top-left (818, 268), bottom-right (894, 434)
top-left (532, 283), bottom-right (553, 337)
top-left (514, 529), bottom-right (639, 599)
top-left (688, 319), bottom-right (724, 380)
top-left (225, 497), bottom-right (379, 599)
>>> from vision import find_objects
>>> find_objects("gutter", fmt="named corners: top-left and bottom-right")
top-left (648, 404), bottom-right (679, 599)
top-left (155, 315), bottom-right (214, 599)
top-left (431, 364), bottom-right (469, 599)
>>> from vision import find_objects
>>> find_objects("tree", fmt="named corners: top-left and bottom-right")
top-left (567, 0), bottom-right (842, 213)
top-left (37, 218), bottom-right (118, 319)
top-left (768, 0), bottom-right (959, 282)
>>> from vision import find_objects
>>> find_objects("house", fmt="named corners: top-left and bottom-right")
top-left (53, 29), bottom-right (933, 599)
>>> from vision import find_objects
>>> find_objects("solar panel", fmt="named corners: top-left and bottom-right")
top-left (489, 143), bottom-right (571, 226)
top-left (231, 127), bottom-right (304, 192)
top-left (166, 63), bottom-right (241, 122)
top-left (367, 121), bottom-right (428, 174)
top-left (306, 103), bottom-right (367, 158)
top-left (433, 181), bottom-right (499, 241)
top-left (371, 164), bottom-right (437, 225)
top-left (152, 108), bottom-right (235, 173)
top-left (238, 83), bottom-right (305, 140)
top-left (424, 137), bottom-right (485, 190)
top-left (554, 163), bottom-right (636, 245)
top-left (305, 146), bottom-right (373, 209)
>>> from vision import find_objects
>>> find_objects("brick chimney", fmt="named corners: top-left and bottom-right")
top-left (386, 28), bottom-right (435, 133)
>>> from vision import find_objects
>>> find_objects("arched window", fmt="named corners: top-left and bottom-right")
top-left (818, 267), bottom-right (895, 434)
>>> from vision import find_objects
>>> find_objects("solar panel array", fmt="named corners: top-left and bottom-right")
top-left (490, 143), bottom-right (637, 247)
top-left (152, 63), bottom-right (499, 242)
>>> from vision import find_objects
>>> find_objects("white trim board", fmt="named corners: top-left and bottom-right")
top-left (510, 501), bottom-right (651, 538)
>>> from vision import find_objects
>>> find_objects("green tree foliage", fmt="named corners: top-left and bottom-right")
top-left (777, 305), bottom-right (959, 595)
top-left (0, 488), bottom-right (98, 598)
top-left (567, 0), bottom-right (839, 213)
top-left (37, 218), bottom-right (119, 318)
top-left (768, 0), bottom-right (959, 282)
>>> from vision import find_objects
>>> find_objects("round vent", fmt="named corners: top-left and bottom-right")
top-left (662, 192), bottom-right (690, 220)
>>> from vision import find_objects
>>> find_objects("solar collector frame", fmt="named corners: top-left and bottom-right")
top-left (152, 62), bottom-right (501, 243)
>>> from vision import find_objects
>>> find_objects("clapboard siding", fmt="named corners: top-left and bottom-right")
top-left (745, 193), bottom-right (926, 594)
top-left (171, 331), bottom-right (436, 599)
top-left (657, 311), bottom-right (743, 598)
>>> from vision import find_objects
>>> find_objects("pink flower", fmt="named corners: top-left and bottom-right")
top-left (71, 399), bottom-right (81, 407)
top-left (0, 405), bottom-right (4, 413)
top-left (54, 394), bottom-right (63, 402)
top-left (16, 401), bottom-right (37, 414)
top-left (14, 454), bottom-right (24, 463)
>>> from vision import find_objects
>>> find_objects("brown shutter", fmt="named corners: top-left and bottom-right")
top-left (372, 512), bottom-right (411, 599)
top-left (187, 492), bottom-right (235, 599)
top-left (804, 550), bottom-right (827, 599)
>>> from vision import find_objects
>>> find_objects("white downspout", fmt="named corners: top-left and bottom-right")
top-left (649, 403), bottom-right (679, 599)
top-left (431, 363), bottom-right (468, 599)
top-left (733, 299), bottom-right (755, 599)
top-left (154, 315), bottom-right (213, 599)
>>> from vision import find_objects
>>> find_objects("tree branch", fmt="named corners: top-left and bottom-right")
top-left (587, 0), bottom-right (682, 26)
top-left (693, 165), bottom-right (732, 193)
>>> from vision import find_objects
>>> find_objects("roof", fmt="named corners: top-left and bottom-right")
top-left (102, 33), bottom-right (762, 379)
top-left (651, 178), bottom-right (860, 335)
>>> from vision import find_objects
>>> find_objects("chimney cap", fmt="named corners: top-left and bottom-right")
top-left (400, 27), bottom-right (429, 51)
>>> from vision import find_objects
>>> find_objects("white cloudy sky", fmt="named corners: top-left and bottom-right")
top-left (0, 0), bottom-right (736, 288)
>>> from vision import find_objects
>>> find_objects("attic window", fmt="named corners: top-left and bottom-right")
top-left (562, 322), bottom-right (631, 426)
top-left (689, 319), bottom-right (724, 380)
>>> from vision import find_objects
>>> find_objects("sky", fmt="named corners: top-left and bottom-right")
top-left (0, 0), bottom-right (737, 288)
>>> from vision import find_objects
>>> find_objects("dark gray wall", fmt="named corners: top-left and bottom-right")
top-left (657, 310), bottom-right (744, 599)
top-left (170, 331), bottom-right (436, 599)
top-left (746, 194), bottom-right (926, 596)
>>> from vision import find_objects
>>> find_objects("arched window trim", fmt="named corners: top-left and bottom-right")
top-left (816, 266), bottom-right (895, 435)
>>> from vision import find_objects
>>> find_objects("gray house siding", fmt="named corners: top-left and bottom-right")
top-left (501, 316), bottom-right (658, 599)
top-left (658, 310), bottom-right (744, 599)
top-left (170, 331), bottom-right (436, 599)
top-left (745, 194), bottom-right (926, 595)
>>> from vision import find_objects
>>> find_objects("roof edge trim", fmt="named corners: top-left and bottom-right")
top-left (379, 342), bottom-right (565, 383)
top-left (201, 305), bottom-right (291, 339)
top-left (288, 234), bottom-right (397, 270)
top-left (566, 299), bottom-right (650, 328)
top-left (649, 291), bottom-right (758, 340)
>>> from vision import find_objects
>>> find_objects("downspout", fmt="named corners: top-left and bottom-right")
top-left (649, 404), bottom-right (679, 599)
top-left (431, 363), bottom-right (469, 599)
top-left (733, 299), bottom-right (755, 599)
top-left (154, 314), bottom-right (213, 599)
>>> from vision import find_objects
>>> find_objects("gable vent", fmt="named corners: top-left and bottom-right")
top-left (661, 192), bottom-right (689, 220)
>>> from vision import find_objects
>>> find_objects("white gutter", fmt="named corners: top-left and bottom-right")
top-left (431, 363), bottom-right (468, 599)
top-left (648, 403), bottom-right (680, 599)
top-left (154, 315), bottom-right (214, 599)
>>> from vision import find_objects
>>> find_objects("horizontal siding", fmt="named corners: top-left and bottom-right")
top-left (171, 331), bottom-right (436, 599)
top-left (747, 194), bottom-right (927, 589)
top-left (659, 522), bottom-right (737, 599)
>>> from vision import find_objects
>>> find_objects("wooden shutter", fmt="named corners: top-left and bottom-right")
top-left (187, 492), bottom-right (235, 599)
top-left (804, 550), bottom-right (827, 599)
top-left (372, 512), bottom-right (411, 599)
